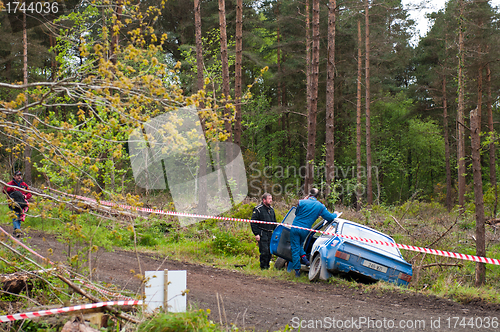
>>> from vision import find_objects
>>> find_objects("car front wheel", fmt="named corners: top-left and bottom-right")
top-left (308, 254), bottom-right (321, 281)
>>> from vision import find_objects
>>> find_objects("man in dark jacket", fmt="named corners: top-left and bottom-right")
top-left (290, 188), bottom-right (337, 277)
top-left (251, 193), bottom-right (277, 269)
top-left (3, 171), bottom-right (31, 237)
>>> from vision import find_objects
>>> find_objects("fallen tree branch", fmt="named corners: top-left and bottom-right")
top-left (391, 215), bottom-right (412, 237)
top-left (409, 216), bottom-right (460, 264)
top-left (0, 289), bottom-right (42, 306)
top-left (427, 216), bottom-right (460, 248)
top-left (486, 218), bottom-right (500, 226)
top-left (417, 263), bottom-right (462, 269)
top-left (56, 272), bottom-right (142, 325)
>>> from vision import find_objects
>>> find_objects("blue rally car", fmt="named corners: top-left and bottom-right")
top-left (270, 207), bottom-right (412, 286)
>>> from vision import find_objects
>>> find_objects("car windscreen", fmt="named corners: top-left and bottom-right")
top-left (341, 223), bottom-right (401, 257)
top-left (318, 222), bottom-right (337, 238)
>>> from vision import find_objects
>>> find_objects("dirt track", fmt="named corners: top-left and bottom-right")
top-left (13, 228), bottom-right (500, 331)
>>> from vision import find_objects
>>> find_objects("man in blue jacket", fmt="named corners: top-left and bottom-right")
top-left (290, 188), bottom-right (337, 277)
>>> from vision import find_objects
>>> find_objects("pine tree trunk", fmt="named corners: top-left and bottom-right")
top-left (477, 66), bottom-right (483, 131)
top-left (110, 0), bottom-right (122, 66)
top-left (470, 108), bottom-right (486, 286)
top-left (23, 9), bottom-right (32, 184)
top-left (305, 0), bottom-right (320, 194)
top-left (304, 0), bottom-right (314, 194)
top-left (194, 0), bottom-right (207, 215)
top-left (234, 0), bottom-right (243, 146)
top-left (325, 0), bottom-right (336, 199)
top-left (365, 0), bottom-right (372, 205)
top-left (486, 62), bottom-right (497, 216)
top-left (356, 18), bottom-right (363, 211)
top-left (219, 0), bottom-right (231, 137)
top-left (195, 0), bottom-right (204, 94)
top-left (50, 34), bottom-right (57, 81)
top-left (457, 1), bottom-right (466, 212)
top-left (277, 3), bottom-right (287, 157)
top-left (443, 76), bottom-right (452, 211)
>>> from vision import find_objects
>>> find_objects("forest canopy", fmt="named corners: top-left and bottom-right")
top-left (0, 0), bottom-right (498, 216)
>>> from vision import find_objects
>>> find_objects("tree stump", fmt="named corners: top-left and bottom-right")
top-left (1, 272), bottom-right (32, 294)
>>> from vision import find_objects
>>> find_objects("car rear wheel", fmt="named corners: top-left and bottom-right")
top-left (274, 257), bottom-right (287, 270)
top-left (308, 255), bottom-right (321, 281)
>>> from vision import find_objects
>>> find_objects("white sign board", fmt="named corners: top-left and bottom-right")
top-left (144, 270), bottom-right (187, 313)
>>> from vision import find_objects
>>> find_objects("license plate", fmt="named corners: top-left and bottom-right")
top-left (362, 260), bottom-right (388, 273)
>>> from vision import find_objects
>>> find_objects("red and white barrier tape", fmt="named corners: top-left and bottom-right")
top-left (0, 226), bottom-right (54, 265)
top-left (48, 188), bottom-right (500, 266)
top-left (0, 300), bottom-right (142, 322)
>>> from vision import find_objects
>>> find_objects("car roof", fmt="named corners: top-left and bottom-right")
top-left (334, 218), bottom-right (396, 243)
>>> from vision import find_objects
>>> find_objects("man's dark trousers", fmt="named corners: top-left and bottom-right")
top-left (258, 231), bottom-right (272, 269)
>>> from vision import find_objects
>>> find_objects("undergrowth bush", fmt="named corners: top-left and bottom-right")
top-left (211, 228), bottom-right (254, 256)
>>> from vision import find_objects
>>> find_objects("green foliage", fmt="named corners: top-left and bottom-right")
top-left (52, 213), bottom-right (115, 272)
top-left (138, 309), bottom-right (223, 332)
top-left (228, 203), bottom-right (254, 220)
top-left (430, 276), bottom-right (500, 304)
top-left (180, 28), bottom-right (236, 94)
top-left (211, 228), bottom-right (252, 257)
top-left (370, 93), bottom-right (446, 203)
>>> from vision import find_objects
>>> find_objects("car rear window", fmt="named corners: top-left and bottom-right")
top-left (341, 223), bottom-right (401, 257)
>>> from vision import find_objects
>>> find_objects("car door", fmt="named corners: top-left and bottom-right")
top-left (269, 207), bottom-right (296, 262)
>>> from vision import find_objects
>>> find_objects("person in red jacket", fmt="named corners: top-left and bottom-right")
top-left (3, 171), bottom-right (31, 237)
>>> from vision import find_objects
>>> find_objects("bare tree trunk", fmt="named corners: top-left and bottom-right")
top-left (234, 0), bottom-right (243, 146)
top-left (50, 34), bottom-right (57, 81)
top-left (457, 0), bottom-right (466, 213)
top-left (219, 0), bottom-right (231, 138)
top-left (443, 76), bottom-right (452, 211)
top-left (365, 0), bottom-right (372, 205)
top-left (486, 62), bottom-right (497, 216)
top-left (305, 0), bottom-right (320, 193)
top-left (304, 0), bottom-right (314, 194)
top-left (23, 9), bottom-right (27, 108)
top-left (95, 152), bottom-right (107, 194)
top-left (194, 0), bottom-right (207, 215)
top-left (325, 0), bottom-right (336, 199)
top-left (470, 108), bottom-right (486, 286)
top-left (110, 0), bottom-right (122, 66)
top-left (285, 89), bottom-right (291, 150)
top-left (23, 9), bottom-right (32, 184)
top-left (234, 0), bottom-right (243, 145)
top-left (277, 3), bottom-right (286, 157)
top-left (305, 0), bottom-right (311, 123)
top-left (477, 67), bottom-right (483, 130)
top-left (356, 18), bottom-right (363, 211)
top-left (195, 0), bottom-right (204, 94)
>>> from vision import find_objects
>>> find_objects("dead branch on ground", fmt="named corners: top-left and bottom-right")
top-left (416, 262), bottom-right (462, 269)
top-left (56, 273), bottom-right (142, 325)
